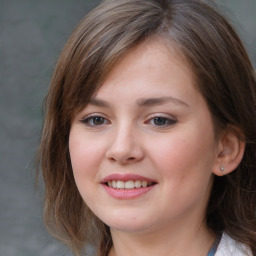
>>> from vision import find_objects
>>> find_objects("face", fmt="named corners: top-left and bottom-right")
top-left (69, 39), bottom-right (220, 234)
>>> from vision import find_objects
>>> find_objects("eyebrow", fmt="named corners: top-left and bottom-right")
top-left (88, 98), bottom-right (111, 107)
top-left (136, 96), bottom-right (189, 107)
top-left (88, 96), bottom-right (189, 108)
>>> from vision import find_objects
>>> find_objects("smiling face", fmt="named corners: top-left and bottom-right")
top-left (69, 38), bottom-right (220, 234)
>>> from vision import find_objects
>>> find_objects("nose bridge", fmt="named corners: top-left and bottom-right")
top-left (114, 121), bottom-right (133, 147)
top-left (106, 120), bottom-right (143, 164)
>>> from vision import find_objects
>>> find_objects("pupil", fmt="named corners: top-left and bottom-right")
top-left (93, 117), bottom-right (104, 125)
top-left (154, 117), bottom-right (166, 125)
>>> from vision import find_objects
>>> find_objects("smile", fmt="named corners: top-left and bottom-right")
top-left (101, 174), bottom-right (157, 199)
top-left (107, 180), bottom-right (154, 189)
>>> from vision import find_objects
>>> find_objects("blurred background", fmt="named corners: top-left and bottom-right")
top-left (0, 0), bottom-right (255, 255)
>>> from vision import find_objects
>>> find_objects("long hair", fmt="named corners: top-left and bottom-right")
top-left (37, 0), bottom-right (256, 255)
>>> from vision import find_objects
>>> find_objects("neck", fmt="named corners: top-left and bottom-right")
top-left (109, 221), bottom-right (215, 256)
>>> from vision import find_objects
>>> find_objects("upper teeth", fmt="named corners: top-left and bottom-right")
top-left (107, 180), bottom-right (153, 189)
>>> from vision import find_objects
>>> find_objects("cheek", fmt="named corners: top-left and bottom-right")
top-left (69, 131), bottom-right (104, 204)
top-left (69, 130), bottom-right (105, 176)
top-left (150, 132), bottom-right (215, 214)
top-left (150, 124), bottom-right (216, 184)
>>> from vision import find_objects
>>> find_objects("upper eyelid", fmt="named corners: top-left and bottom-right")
top-left (80, 112), bottom-right (109, 120)
top-left (145, 113), bottom-right (177, 120)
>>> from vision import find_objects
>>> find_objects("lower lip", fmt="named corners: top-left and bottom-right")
top-left (102, 184), bottom-right (156, 199)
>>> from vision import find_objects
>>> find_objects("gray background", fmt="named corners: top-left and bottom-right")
top-left (0, 1), bottom-right (255, 255)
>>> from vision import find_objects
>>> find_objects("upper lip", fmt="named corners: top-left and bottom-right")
top-left (101, 173), bottom-right (156, 183)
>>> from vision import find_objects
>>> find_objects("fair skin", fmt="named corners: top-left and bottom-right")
top-left (69, 38), bottom-right (243, 256)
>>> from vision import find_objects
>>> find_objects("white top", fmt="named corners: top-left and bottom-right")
top-left (215, 233), bottom-right (252, 256)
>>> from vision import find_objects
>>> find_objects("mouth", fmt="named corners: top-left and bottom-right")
top-left (106, 180), bottom-right (156, 189)
top-left (101, 174), bottom-right (157, 199)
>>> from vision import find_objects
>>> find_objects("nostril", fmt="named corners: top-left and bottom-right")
top-left (127, 157), bottom-right (136, 161)
top-left (109, 157), bottom-right (116, 162)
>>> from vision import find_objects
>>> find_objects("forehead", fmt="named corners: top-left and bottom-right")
top-left (94, 38), bottom-right (197, 101)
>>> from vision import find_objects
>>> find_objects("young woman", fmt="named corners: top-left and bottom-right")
top-left (38, 0), bottom-right (256, 255)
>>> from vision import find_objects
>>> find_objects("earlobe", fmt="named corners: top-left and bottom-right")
top-left (212, 127), bottom-right (245, 176)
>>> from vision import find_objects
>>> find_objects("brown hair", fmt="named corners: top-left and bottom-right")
top-left (37, 0), bottom-right (256, 255)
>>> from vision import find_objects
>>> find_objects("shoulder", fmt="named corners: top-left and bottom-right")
top-left (215, 233), bottom-right (252, 256)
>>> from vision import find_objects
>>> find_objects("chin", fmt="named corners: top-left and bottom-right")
top-left (100, 213), bottom-right (154, 233)
top-left (109, 222), bottom-right (152, 233)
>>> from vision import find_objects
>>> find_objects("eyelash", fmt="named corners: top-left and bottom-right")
top-left (145, 115), bottom-right (177, 128)
top-left (80, 114), bottom-right (110, 127)
top-left (80, 114), bottom-right (177, 128)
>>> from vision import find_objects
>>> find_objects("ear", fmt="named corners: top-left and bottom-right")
top-left (212, 126), bottom-right (245, 176)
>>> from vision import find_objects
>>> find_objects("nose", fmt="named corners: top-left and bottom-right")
top-left (105, 124), bottom-right (144, 165)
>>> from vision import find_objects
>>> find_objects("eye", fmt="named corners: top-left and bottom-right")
top-left (81, 115), bottom-right (110, 127)
top-left (146, 115), bottom-right (177, 127)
